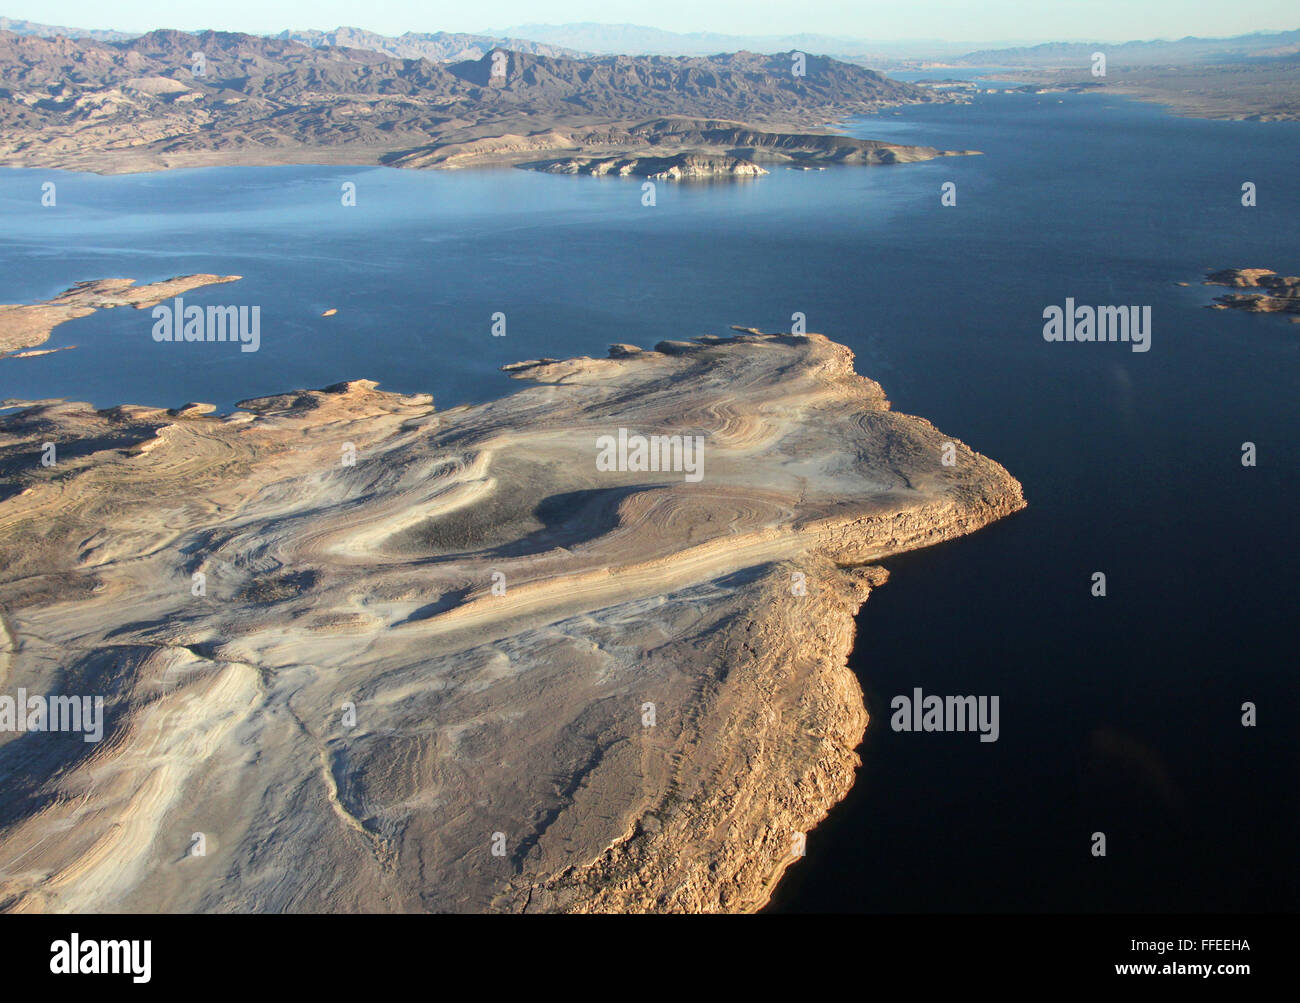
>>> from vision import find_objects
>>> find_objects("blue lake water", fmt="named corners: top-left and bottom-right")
top-left (1, 87), bottom-right (1296, 912)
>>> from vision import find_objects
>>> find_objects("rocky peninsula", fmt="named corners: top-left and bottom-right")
top-left (396, 118), bottom-right (975, 177)
top-left (0, 275), bottom-right (242, 356)
top-left (0, 329), bottom-right (1024, 912)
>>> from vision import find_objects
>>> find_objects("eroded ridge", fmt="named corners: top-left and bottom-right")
top-left (0, 330), bottom-right (1024, 913)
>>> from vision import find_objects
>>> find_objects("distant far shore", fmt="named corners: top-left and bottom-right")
top-left (987, 63), bottom-right (1300, 122)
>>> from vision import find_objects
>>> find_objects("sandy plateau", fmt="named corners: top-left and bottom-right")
top-left (0, 329), bottom-right (1023, 912)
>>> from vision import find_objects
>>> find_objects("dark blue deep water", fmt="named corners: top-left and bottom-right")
top-left (1, 87), bottom-right (1295, 912)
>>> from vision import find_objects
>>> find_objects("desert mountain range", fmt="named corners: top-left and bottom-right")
top-left (0, 28), bottom-right (944, 173)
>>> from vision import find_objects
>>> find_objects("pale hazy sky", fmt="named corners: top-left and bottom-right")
top-left (5, 0), bottom-right (1296, 43)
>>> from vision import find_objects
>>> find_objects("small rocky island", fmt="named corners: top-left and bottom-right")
top-left (0, 328), bottom-right (1023, 913)
top-left (1204, 268), bottom-right (1300, 320)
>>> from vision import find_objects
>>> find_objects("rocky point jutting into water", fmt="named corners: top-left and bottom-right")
top-left (0, 329), bottom-right (1024, 912)
top-left (0, 275), bottom-right (242, 357)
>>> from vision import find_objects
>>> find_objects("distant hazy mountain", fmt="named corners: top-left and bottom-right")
top-left (275, 26), bottom-right (586, 61)
top-left (956, 29), bottom-right (1300, 67)
top-left (493, 22), bottom-right (986, 61)
top-left (0, 17), bottom-right (584, 61)
top-left (0, 15), bottom-right (137, 41)
top-left (12, 14), bottom-right (1296, 70)
top-left (0, 28), bottom-right (924, 117)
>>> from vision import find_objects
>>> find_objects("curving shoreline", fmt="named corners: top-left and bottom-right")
top-left (0, 329), bottom-right (1024, 912)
